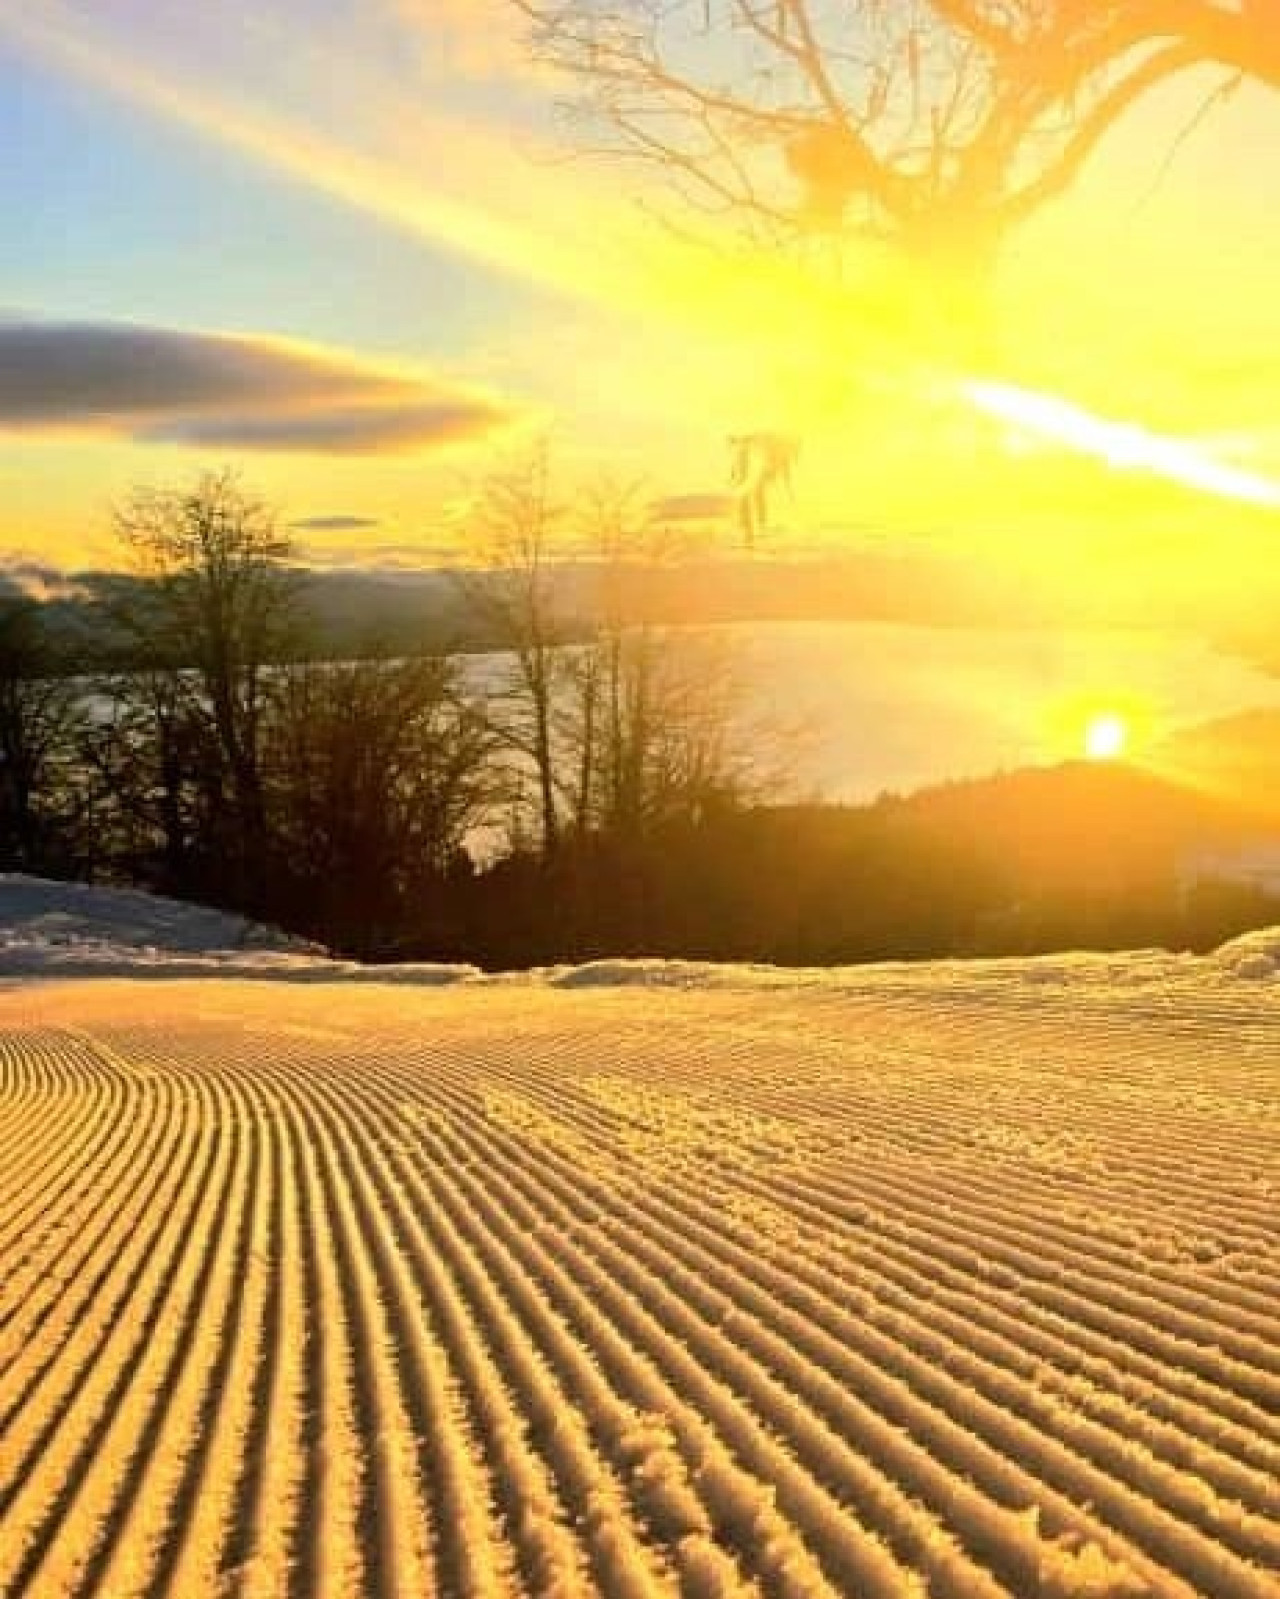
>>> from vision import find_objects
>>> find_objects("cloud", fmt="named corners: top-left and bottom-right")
top-left (142, 399), bottom-right (512, 455)
top-left (0, 317), bottom-right (412, 423)
top-left (290, 514), bottom-right (383, 532)
top-left (0, 317), bottom-right (521, 456)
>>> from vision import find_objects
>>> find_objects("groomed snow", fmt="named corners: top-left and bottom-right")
top-left (1, 878), bottom-right (1277, 1596)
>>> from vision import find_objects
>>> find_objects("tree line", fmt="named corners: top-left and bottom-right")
top-left (0, 465), bottom-right (773, 960)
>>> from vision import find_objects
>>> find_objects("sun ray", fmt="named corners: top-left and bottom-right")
top-left (0, 0), bottom-right (848, 354)
top-left (0, 2), bottom-right (631, 310)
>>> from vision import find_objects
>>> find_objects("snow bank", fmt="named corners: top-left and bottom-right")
top-left (0, 875), bottom-right (484, 983)
top-left (1, 875), bottom-right (1278, 995)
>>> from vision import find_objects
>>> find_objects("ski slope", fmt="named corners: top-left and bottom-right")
top-left (0, 887), bottom-right (1277, 1597)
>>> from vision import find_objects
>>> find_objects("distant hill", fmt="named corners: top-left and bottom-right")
top-left (0, 564), bottom-right (486, 665)
top-left (609, 758), bottom-right (1280, 969)
top-left (2, 546), bottom-right (1198, 668)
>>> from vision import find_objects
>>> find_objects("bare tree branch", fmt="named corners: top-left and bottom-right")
top-left (511, 0), bottom-right (1279, 286)
top-left (1002, 38), bottom-right (1207, 222)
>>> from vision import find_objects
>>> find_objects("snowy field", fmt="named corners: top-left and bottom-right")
top-left (0, 879), bottom-right (1278, 1597)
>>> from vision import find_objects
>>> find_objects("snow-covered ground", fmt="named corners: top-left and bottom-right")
top-left (1, 878), bottom-right (1277, 1598)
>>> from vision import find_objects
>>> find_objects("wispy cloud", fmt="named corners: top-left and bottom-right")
top-left (0, 317), bottom-right (521, 456)
top-left (0, 558), bottom-right (90, 601)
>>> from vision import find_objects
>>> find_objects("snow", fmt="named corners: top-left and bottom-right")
top-left (2, 873), bottom-right (1280, 996)
top-left (0, 874), bottom-right (312, 954)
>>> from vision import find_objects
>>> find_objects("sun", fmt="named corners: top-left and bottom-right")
top-left (1084, 712), bottom-right (1128, 762)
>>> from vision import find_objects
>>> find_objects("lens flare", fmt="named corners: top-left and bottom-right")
top-left (961, 379), bottom-right (1280, 510)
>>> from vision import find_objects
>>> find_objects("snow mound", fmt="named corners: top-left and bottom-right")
top-left (541, 958), bottom-right (805, 990)
top-left (1208, 925), bottom-right (1280, 980)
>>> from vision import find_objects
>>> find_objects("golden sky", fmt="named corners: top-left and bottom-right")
top-left (1, 0), bottom-right (1279, 621)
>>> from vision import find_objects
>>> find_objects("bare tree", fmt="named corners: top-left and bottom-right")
top-left (457, 452), bottom-right (769, 859)
top-left (111, 469), bottom-right (300, 907)
top-left (454, 447), bottom-right (575, 862)
top-left (516, 2), bottom-right (1276, 297)
top-left (571, 477), bottom-right (766, 841)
